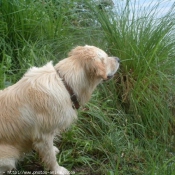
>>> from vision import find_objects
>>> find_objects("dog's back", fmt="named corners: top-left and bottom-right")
top-left (0, 62), bottom-right (78, 174)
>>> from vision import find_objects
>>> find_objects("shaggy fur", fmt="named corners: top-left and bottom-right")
top-left (0, 45), bottom-right (120, 175)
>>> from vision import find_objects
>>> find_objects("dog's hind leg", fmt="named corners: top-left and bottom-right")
top-left (0, 158), bottom-right (16, 175)
top-left (33, 135), bottom-right (69, 175)
top-left (0, 145), bottom-right (19, 175)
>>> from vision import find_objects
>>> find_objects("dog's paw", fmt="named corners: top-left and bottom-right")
top-left (54, 166), bottom-right (70, 175)
top-left (53, 146), bottom-right (60, 155)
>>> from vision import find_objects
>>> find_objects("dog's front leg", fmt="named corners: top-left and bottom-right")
top-left (33, 135), bottom-right (69, 175)
top-left (53, 146), bottom-right (60, 155)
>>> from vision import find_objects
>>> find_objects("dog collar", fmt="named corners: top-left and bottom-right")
top-left (57, 71), bottom-right (80, 110)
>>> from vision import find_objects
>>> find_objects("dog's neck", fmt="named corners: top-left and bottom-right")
top-left (54, 59), bottom-right (99, 106)
top-left (57, 70), bottom-right (80, 110)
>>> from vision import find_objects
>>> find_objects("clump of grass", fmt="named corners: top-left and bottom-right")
top-left (88, 0), bottom-right (175, 139)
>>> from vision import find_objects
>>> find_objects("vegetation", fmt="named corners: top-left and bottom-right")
top-left (0, 0), bottom-right (175, 174)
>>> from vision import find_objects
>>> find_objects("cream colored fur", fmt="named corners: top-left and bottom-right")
top-left (0, 45), bottom-right (120, 175)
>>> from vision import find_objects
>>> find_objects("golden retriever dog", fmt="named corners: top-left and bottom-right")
top-left (0, 45), bottom-right (120, 175)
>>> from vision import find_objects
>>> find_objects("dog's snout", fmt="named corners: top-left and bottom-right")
top-left (115, 57), bottom-right (120, 63)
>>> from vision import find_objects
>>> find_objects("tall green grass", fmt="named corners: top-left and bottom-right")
top-left (1, 0), bottom-right (175, 174)
top-left (0, 0), bottom-right (102, 88)
top-left (88, 0), bottom-right (175, 138)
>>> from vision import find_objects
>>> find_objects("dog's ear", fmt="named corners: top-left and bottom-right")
top-left (85, 58), bottom-right (107, 80)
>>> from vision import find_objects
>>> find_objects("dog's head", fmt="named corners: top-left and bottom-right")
top-left (68, 45), bottom-right (120, 81)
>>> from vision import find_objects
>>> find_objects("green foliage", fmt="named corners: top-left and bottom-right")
top-left (1, 0), bottom-right (175, 174)
top-left (87, 0), bottom-right (175, 139)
